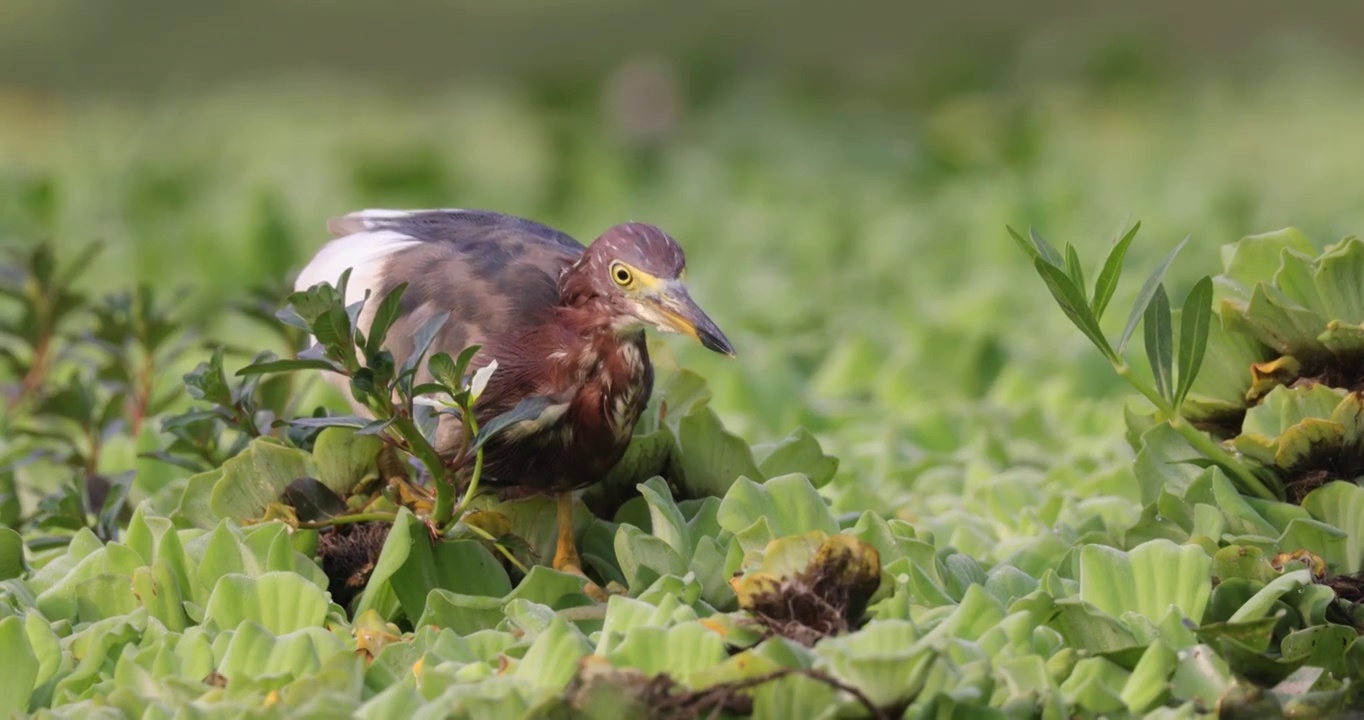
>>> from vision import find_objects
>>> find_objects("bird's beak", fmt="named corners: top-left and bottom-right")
top-left (655, 282), bottom-right (736, 357)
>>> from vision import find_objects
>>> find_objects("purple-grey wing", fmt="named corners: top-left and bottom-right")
top-left (294, 209), bottom-right (584, 417)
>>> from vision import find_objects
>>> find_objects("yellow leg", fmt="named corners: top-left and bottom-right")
top-left (552, 491), bottom-right (584, 574)
top-left (552, 492), bottom-right (607, 601)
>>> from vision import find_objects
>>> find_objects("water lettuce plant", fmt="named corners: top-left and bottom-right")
top-left (7, 67), bottom-right (1364, 718)
top-left (0, 218), bottom-right (1359, 719)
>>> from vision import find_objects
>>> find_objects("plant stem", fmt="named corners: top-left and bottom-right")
top-left (298, 511), bottom-right (397, 529)
top-left (447, 414), bottom-right (484, 529)
top-left (464, 522), bottom-right (529, 574)
top-left (18, 333), bottom-right (50, 408)
top-left (234, 400), bottom-right (262, 438)
top-left (130, 351), bottom-right (154, 437)
top-left (1114, 363), bottom-right (1280, 500)
top-left (431, 481), bottom-right (454, 528)
top-left (392, 414), bottom-right (453, 526)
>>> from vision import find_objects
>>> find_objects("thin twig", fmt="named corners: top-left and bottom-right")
top-left (464, 522), bottom-right (529, 574)
top-left (675, 667), bottom-right (892, 720)
top-left (298, 511), bottom-right (398, 530)
top-left (17, 332), bottom-right (51, 409)
top-left (447, 413), bottom-right (484, 526)
top-left (130, 352), bottom-right (154, 436)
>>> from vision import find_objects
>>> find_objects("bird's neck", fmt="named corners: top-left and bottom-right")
top-left (554, 300), bottom-right (639, 344)
top-left (557, 263), bottom-right (597, 306)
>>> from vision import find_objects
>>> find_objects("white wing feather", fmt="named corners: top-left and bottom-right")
top-left (293, 218), bottom-right (433, 411)
top-left (293, 229), bottom-right (421, 308)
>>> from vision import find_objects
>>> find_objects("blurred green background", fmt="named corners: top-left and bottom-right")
top-left (5, 1), bottom-right (1364, 512)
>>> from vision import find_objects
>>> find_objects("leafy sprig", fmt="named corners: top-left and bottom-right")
top-left (1010, 223), bottom-right (1279, 500)
top-left (0, 242), bottom-right (102, 416)
top-left (1, 243), bottom-right (203, 544)
top-left (237, 271), bottom-right (541, 530)
top-left (151, 349), bottom-right (280, 472)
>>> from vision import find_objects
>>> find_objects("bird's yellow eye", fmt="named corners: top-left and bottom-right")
top-left (611, 263), bottom-right (634, 287)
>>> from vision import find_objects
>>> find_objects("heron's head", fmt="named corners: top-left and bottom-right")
top-left (570, 222), bottom-right (734, 356)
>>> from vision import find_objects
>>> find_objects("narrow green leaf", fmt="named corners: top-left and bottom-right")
top-left (413, 404), bottom-right (439, 446)
top-left (1143, 284), bottom-right (1173, 402)
top-left (335, 267), bottom-right (352, 305)
top-left (400, 312), bottom-right (450, 376)
top-left (364, 282), bottom-right (409, 357)
top-left (469, 396), bottom-right (553, 454)
top-left (285, 415), bottom-right (372, 429)
top-left (346, 293), bottom-right (368, 333)
top-left (97, 471), bottom-right (136, 542)
top-left (1118, 234), bottom-right (1190, 356)
top-left (1034, 259), bottom-right (1116, 362)
top-left (1092, 221), bottom-right (1141, 319)
top-left (1175, 276), bottom-right (1214, 408)
top-left (275, 306), bottom-right (312, 334)
top-left (355, 418), bottom-right (396, 436)
top-left (1030, 228), bottom-right (1065, 268)
top-left (410, 383), bottom-right (449, 398)
top-left (235, 358), bottom-right (342, 376)
top-left (1065, 243), bottom-right (1086, 294)
top-left (55, 240), bottom-right (105, 287)
top-left (1008, 225), bottom-right (1039, 261)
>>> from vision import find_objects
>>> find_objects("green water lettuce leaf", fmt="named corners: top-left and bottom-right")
top-left (312, 427), bottom-right (383, 497)
top-left (1179, 313), bottom-right (1274, 430)
top-left (512, 617), bottom-right (591, 690)
top-left (0, 527), bottom-right (25, 581)
top-left (675, 407), bottom-right (764, 498)
top-left (390, 533), bottom-right (509, 621)
top-left (718, 474), bottom-right (838, 553)
top-left (217, 620), bottom-right (349, 682)
top-left (417, 567), bottom-right (589, 634)
top-left (203, 571), bottom-right (330, 634)
top-left (1299, 481), bottom-right (1364, 573)
top-left (813, 620), bottom-right (934, 709)
top-left (606, 622), bottom-right (727, 684)
top-left (210, 438), bottom-right (318, 523)
top-left (1167, 232), bottom-right (1364, 451)
top-left (0, 616), bottom-right (38, 718)
top-left (1079, 540), bottom-right (1212, 627)
top-left (752, 427), bottom-right (839, 488)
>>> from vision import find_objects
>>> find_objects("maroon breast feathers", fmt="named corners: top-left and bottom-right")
top-left (473, 322), bottom-right (653, 493)
top-left (558, 330), bottom-right (651, 481)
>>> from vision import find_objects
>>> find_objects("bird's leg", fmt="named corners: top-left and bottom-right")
top-left (552, 491), bottom-right (607, 601)
top-left (552, 491), bottom-right (584, 574)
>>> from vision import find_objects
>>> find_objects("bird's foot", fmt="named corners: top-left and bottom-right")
top-left (553, 558), bottom-right (610, 603)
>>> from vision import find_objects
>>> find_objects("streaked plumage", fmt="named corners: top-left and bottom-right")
top-left (294, 208), bottom-right (733, 496)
